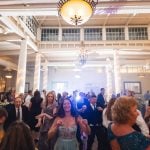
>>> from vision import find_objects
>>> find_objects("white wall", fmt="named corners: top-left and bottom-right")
top-left (26, 67), bottom-right (150, 96)
top-left (47, 67), bottom-right (106, 95)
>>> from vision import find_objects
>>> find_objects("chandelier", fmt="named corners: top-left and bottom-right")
top-left (58, 0), bottom-right (98, 26)
top-left (78, 47), bottom-right (88, 66)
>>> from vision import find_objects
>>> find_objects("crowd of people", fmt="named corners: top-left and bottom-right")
top-left (0, 88), bottom-right (150, 150)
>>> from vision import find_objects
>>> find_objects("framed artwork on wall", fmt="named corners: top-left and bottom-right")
top-left (124, 81), bottom-right (142, 94)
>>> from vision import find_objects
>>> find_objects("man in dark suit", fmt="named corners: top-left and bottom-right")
top-left (4, 96), bottom-right (29, 130)
top-left (97, 88), bottom-right (106, 109)
top-left (85, 95), bottom-right (109, 150)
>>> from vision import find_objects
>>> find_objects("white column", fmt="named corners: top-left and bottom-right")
top-left (106, 58), bottom-right (113, 102)
top-left (59, 27), bottom-right (62, 41)
top-left (16, 39), bottom-right (27, 96)
top-left (42, 60), bottom-right (48, 90)
top-left (102, 27), bottom-right (106, 40)
top-left (33, 53), bottom-right (41, 92)
top-left (125, 26), bottom-right (129, 40)
top-left (113, 49), bottom-right (121, 95)
top-left (80, 27), bottom-right (84, 41)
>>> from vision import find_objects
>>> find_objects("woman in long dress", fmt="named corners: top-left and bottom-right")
top-left (48, 98), bottom-right (90, 150)
top-left (29, 90), bottom-right (43, 141)
top-left (37, 91), bottom-right (57, 150)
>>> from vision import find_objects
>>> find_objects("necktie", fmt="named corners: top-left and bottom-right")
top-left (17, 108), bottom-right (20, 120)
top-left (92, 105), bottom-right (95, 110)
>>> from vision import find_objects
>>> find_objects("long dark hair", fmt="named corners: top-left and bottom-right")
top-left (33, 90), bottom-right (42, 103)
top-left (0, 121), bottom-right (35, 150)
top-left (57, 98), bottom-right (78, 118)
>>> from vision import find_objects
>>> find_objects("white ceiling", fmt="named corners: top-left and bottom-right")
top-left (0, 0), bottom-right (150, 70)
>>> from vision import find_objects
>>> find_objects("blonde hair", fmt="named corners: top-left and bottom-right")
top-left (45, 91), bottom-right (56, 107)
top-left (112, 96), bottom-right (137, 124)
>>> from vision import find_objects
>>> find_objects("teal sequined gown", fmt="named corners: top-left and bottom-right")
top-left (108, 124), bottom-right (150, 150)
top-left (54, 125), bottom-right (79, 150)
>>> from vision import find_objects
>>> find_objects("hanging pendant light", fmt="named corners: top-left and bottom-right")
top-left (58, 0), bottom-right (98, 26)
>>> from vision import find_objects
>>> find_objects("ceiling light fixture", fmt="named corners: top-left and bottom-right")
top-left (137, 73), bottom-right (145, 78)
top-left (5, 72), bottom-right (12, 79)
top-left (73, 68), bottom-right (81, 72)
top-left (75, 75), bottom-right (81, 78)
top-left (58, 0), bottom-right (98, 26)
top-left (5, 75), bottom-right (12, 79)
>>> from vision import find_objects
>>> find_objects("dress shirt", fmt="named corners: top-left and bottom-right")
top-left (90, 103), bottom-right (96, 110)
top-left (15, 106), bottom-right (22, 121)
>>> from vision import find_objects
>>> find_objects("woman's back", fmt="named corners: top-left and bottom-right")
top-left (30, 97), bottom-right (42, 113)
top-left (108, 124), bottom-right (150, 150)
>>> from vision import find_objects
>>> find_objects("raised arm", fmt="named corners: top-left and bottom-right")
top-left (77, 116), bottom-right (91, 135)
top-left (48, 117), bottom-right (62, 139)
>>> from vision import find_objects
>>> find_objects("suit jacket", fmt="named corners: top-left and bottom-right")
top-left (97, 93), bottom-right (105, 108)
top-left (84, 103), bottom-right (102, 126)
top-left (4, 104), bottom-right (29, 130)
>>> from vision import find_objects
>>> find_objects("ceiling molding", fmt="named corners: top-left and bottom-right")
top-left (0, 58), bottom-right (17, 70)
top-left (0, 34), bottom-right (21, 41)
top-left (0, 1), bottom-right (150, 16)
